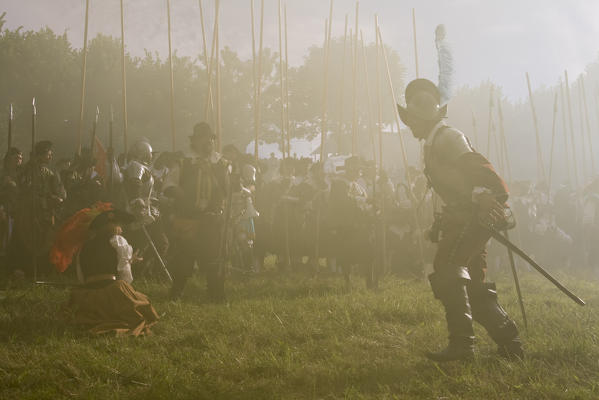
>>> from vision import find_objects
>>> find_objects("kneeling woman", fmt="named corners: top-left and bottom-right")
top-left (62, 209), bottom-right (159, 336)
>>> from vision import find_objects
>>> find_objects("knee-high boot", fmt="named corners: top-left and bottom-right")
top-left (468, 282), bottom-right (523, 359)
top-left (426, 267), bottom-right (475, 362)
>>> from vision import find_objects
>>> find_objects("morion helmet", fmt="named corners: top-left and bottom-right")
top-left (397, 79), bottom-right (447, 126)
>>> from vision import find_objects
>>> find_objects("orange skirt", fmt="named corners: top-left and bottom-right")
top-left (64, 280), bottom-right (159, 336)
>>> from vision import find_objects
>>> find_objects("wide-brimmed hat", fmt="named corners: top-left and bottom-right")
top-left (189, 122), bottom-right (216, 141)
top-left (397, 79), bottom-right (447, 125)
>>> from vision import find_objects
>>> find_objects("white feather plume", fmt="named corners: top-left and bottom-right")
top-left (435, 24), bottom-right (454, 106)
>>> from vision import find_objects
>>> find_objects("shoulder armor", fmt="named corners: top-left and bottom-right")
top-left (432, 127), bottom-right (473, 164)
top-left (125, 161), bottom-right (147, 181)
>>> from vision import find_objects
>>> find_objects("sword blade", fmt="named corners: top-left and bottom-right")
top-left (490, 228), bottom-right (585, 306)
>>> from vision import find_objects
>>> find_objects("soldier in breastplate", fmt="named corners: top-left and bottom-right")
top-left (398, 78), bottom-right (523, 362)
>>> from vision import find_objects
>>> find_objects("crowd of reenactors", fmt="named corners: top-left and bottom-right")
top-left (0, 80), bottom-right (597, 352)
top-left (0, 122), bottom-right (597, 298)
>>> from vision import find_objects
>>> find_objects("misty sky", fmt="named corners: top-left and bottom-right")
top-left (2, 0), bottom-right (598, 100)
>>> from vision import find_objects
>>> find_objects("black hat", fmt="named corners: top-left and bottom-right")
top-left (34, 140), bottom-right (53, 156)
top-left (397, 79), bottom-right (447, 125)
top-left (190, 122), bottom-right (216, 141)
top-left (89, 209), bottom-right (135, 231)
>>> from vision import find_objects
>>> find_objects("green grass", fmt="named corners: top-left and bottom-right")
top-left (0, 266), bottom-right (598, 399)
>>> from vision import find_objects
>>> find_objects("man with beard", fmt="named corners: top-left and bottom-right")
top-left (397, 79), bottom-right (523, 361)
top-left (163, 123), bottom-right (229, 302)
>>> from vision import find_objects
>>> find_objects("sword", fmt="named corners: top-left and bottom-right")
top-left (141, 224), bottom-right (173, 282)
top-left (489, 227), bottom-right (585, 306)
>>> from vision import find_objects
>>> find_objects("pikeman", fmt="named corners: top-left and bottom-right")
top-left (163, 122), bottom-right (230, 302)
top-left (397, 78), bottom-right (523, 361)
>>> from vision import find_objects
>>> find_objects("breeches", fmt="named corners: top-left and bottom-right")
top-left (433, 219), bottom-right (491, 283)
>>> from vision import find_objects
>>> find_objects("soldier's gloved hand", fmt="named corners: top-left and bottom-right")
top-left (129, 198), bottom-right (149, 220)
top-left (476, 192), bottom-right (505, 228)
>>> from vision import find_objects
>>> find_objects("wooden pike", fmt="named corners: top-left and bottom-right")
top-left (250, 0), bottom-right (258, 160)
top-left (525, 72), bottom-right (547, 183)
top-left (412, 8), bottom-right (419, 78)
top-left (377, 25), bottom-right (426, 268)
top-left (471, 111), bottom-right (479, 149)
top-left (278, 0), bottom-right (286, 159)
top-left (359, 30), bottom-right (376, 163)
top-left (284, 4), bottom-right (291, 158)
top-left (90, 106), bottom-right (99, 155)
top-left (575, 79), bottom-right (588, 180)
top-left (254, 0), bottom-right (264, 158)
top-left (77, 0), bottom-right (90, 155)
top-left (215, 0), bottom-right (222, 151)
top-left (351, 1), bottom-right (359, 155)
top-left (203, 0), bottom-right (220, 126)
top-left (559, 81), bottom-right (573, 187)
top-left (8, 104), bottom-right (13, 150)
top-left (337, 14), bottom-right (348, 149)
top-left (120, 0), bottom-right (128, 154)
top-left (374, 15), bottom-right (383, 170)
top-left (497, 98), bottom-right (512, 183)
top-left (166, 0), bottom-right (176, 151)
top-left (199, 0), bottom-right (215, 123)
top-left (579, 76), bottom-right (595, 175)
top-left (564, 70), bottom-right (581, 188)
top-left (547, 93), bottom-right (558, 194)
top-left (31, 97), bottom-right (37, 283)
top-left (486, 85), bottom-right (494, 158)
top-left (373, 20), bottom-right (387, 276)
top-left (320, 0), bottom-right (334, 162)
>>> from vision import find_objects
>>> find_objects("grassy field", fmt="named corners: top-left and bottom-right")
top-left (0, 266), bottom-right (598, 400)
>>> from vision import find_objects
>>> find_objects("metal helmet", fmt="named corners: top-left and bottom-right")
top-left (129, 140), bottom-right (153, 165)
top-left (397, 79), bottom-right (447, 125)
top-left (241, 164), bottom-right (257, 185)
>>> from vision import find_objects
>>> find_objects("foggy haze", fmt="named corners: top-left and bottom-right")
top-left (2, 0), bottom-right (598, 100)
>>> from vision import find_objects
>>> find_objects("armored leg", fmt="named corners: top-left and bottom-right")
top-left (468, 282), bottom-right (523, 359)
top-left (426, 266), bottom-right (475, 362)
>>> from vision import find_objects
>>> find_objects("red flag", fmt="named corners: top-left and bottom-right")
top-left (49, 202), bottom-right (114, 272)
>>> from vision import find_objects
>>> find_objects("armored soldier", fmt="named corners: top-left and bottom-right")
top-left (164, 122), bottom-right (230, 302)
top-left (121, 139), bottom-right (169, 276)
top-left (397, 79), bottom-right (523, 361)
top-left (124, 140), bottom-right (156, 221)
top-left (13, 141), bottom-right (66, 277)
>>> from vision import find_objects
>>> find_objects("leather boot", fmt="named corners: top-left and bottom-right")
top-left (468, 282), bottom-right (524, 359)
top-left (427, 270), bottom-right (475, 362)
